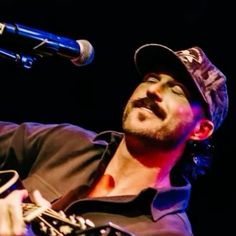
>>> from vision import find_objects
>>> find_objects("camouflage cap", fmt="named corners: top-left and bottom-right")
top-left (134, 43), bottom-right (229, 130)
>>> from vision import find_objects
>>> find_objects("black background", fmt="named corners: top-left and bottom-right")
top-left (0, 1), bottom-right (235, 235)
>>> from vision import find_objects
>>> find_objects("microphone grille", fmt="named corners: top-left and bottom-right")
top-left (71, 39), bottom-right (95, 66)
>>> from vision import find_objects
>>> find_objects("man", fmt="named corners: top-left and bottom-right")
top-left (0, 43), bottom-right (228, 235)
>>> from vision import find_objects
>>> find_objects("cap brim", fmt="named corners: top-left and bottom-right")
top-left (134, 43), bottom-right (200, 99)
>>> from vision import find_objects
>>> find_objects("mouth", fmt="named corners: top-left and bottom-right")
top-left (132, 97), bottom-right (166, 120)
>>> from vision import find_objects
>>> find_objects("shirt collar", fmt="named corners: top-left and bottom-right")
top-left (93, 130), bottom-right (124, 145)
top-left (151, 180), bottom-right (191, 221)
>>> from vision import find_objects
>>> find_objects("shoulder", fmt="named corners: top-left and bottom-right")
top-left (155, 212), bottom-right (193, 236)
top-left (0, 121), bottom-right (97, 139)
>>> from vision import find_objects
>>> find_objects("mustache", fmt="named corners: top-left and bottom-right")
top-left (132, 97), bottom-right (167, 120)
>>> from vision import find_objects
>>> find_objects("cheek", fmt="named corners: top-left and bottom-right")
top-left (125, 87), bottom-right (146, 107)
top-left (131, 85), bottom-right (145, 97)
top-left (176, 105), bottom-right (193, 118)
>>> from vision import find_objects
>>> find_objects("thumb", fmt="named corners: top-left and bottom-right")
top-left (30, 190), bottom-right (51, 208)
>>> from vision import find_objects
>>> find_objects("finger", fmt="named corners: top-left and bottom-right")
top-left (31, 190), bottom-right (51, 208)
top-left (0, 190), bottom-right (27, 236)
top-left (8, 202), bottom-right (26, 236)
top-left (7, 189), bottom-right (29, 203)
top-left (7, 190), bottom-right (28, 235)
top-left (0, 199), bottom-right (12, 235)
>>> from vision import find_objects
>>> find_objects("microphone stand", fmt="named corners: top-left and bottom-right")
top-left (0, 47), bottom-right (37, 69)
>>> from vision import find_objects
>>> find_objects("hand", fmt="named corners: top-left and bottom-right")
top-left (0, 189), bottom-right (28, 235)
top-left (0, 189), bottom-right (51, 236)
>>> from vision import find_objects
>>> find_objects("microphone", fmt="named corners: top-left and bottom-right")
top-left (0, 22), bottom-right (94, 66)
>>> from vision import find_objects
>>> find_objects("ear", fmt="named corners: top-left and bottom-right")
top-left (189, 119), bottom-right (214, 141)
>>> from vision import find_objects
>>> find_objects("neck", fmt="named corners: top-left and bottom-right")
top-left (97, 135), bottom-right (185, 196)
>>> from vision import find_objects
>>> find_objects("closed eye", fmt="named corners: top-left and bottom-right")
top-left (143, 73), bottom-right (160, 83)
top-left (171, 85), bottom-right (185, 96)
top-left (168, 81), bottom-right (189, 98)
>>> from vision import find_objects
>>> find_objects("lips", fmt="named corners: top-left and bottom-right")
top-left (133, 97), bottom-right (166, 120)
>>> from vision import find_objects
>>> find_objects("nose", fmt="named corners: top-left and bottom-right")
top-left (146, 83), bottom-right (163, 102)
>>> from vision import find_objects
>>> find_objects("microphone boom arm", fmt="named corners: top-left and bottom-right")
top-left (0, 47), bottom-right (37, 69)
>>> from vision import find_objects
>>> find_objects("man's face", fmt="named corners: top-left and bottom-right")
top-left (122, 73), bottom-right (205, 149)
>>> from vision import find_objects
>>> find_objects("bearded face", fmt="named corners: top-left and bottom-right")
top-left (122, 73), bottom-right (205, 149)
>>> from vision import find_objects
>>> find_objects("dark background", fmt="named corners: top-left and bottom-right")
top-left (0, 1), bottom-right (235, 235)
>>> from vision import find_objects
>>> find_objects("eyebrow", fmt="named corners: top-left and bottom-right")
top-left (143, 72), bottom-right (160, 81)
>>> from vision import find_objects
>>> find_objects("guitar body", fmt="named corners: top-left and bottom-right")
top-left (0, 169), bottom-right (25, 198)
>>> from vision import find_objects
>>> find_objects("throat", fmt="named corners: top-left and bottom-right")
top-left (88, 174), bottom-right (115, 197)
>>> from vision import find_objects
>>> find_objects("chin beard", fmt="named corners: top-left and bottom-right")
top-left (122, 125), bottom-right (184, 150)
top-left (122, 108), bottom-right (193, 150)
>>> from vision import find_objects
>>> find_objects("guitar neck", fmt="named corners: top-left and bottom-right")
top-left (0, 170), bottom-right (134, 236)
top-left (22, 202), bottom-right (96, 236)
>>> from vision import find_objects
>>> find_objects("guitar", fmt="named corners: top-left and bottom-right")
top-left (0, 170), bottom-right (134, 236)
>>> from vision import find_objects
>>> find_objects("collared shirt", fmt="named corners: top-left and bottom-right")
top-left (0, 121), bottom-right (193, 235)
